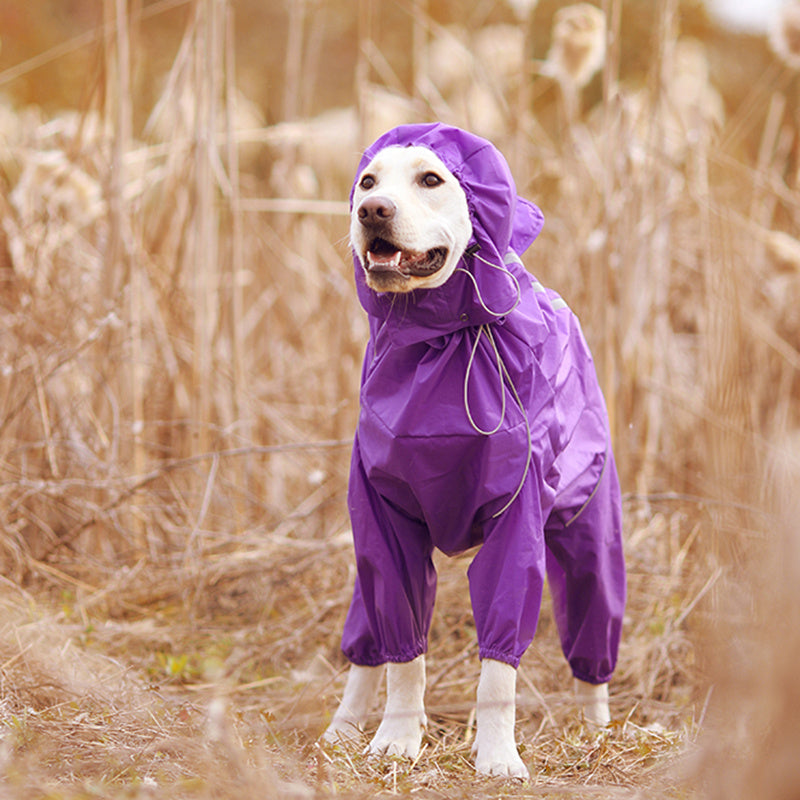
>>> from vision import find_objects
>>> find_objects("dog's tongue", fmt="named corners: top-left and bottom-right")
top-left (367, 247), bottom-right (403, 273)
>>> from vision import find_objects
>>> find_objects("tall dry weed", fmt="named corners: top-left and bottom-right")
top-left (1, 0), bottom-right (359, 577)
top-left (695, 440), bottom-right (800, 800)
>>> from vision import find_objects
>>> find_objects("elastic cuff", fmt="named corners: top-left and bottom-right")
top-left (344, 639), bottom-right (427, 667)
top-left (478, 647), bottom-right (520, 669)
top-left (571, 667), bottom-right (613, 685)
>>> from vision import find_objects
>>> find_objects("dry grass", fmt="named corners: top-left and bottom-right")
top-left (1, 0), bottom-right (799, 797)
top-left (0, 518), bottom-right (697, 799)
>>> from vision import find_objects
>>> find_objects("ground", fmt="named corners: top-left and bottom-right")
top-left (0, 500), bottom-right (708, 799)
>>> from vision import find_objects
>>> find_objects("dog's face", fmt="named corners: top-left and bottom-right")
top-left (351, 145), bottom-right (472, 293)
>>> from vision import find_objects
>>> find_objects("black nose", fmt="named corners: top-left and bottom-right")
top-left (358, 196), bottom-right (396, 226)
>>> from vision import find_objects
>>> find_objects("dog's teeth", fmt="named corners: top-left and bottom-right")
top-left (367, 249), bottom-right (403, 270)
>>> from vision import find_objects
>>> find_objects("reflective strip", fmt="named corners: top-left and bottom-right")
top-left (504, 249), bottom-right (568, 309)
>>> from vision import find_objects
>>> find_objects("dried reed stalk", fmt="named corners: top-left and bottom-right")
top-left (223, 3), bottom-right (250, 507)
top-left (701, 209), bottom-right (755, 566)
top-left (749, 91), bottom-right (786, 261)
top-left (636, 0), bottom-right (676, 503)
top-left (412, 0), bottom-right (428, 117)
top-left (103, 0), bottom-right (132, 302)
top-left (192, 0), bottom-right (221, 457)
top-left (284, 0), bottom-right (306, 123)
top-left (356, 0), bottom-right (374, 148)
top-left (512, 2), bottom-right (535, 183)
top-left (104, 0), bottom-right (150, 550)
top-left (30, 347), bottom-right (59, 478)
top-left (598, 0), bottom-right (621, 449)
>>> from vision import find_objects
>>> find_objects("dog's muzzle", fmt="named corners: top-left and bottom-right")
top-left (357, 195), bottom-right (448, 280)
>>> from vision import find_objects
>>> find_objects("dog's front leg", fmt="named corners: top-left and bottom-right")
top-left (323, 663), bottom-right (384, 744)
top-left (473, 659), bottom-right (529, 779)
top-left (368, 655), bottom-right (427, 758)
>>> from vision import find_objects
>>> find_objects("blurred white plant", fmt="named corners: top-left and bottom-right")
top-left (542, 3), bottom-right (606, 119)
top-left (425, 26), bottom-right (474, 99)
top-left (423, 24), bottom-right (527, 141)
top-left (769, 0), bottom-right (800, 70)
top-left (505, 0), bottom-right (538, 22)
top-left (664, 38), bottom-right (725, 152)
top-left (474, 25), bottom-right (527, 85)
top-left (764, 228), bottom-right (800, 270)
top-left (5, 149), bottom-right (106, 293)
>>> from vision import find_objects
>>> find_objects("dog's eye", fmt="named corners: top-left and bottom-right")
top-left (420, 172), bottom-right (444, 188)
top-left (359, 174), bottom-right (376, 190)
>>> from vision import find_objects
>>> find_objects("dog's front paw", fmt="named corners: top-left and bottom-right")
top-left (473, 737), bottom-right (529, 780)
top-left (367, 713), bottom-right (424, 759)
top-left (322, 715), bottom-right (363, 746)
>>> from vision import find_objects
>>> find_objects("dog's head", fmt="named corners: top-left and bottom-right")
top-left (350, 145), bottom-right (472, 293)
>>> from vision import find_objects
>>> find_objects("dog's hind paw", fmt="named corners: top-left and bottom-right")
top-left (575, 679), bottom-right (611, 728)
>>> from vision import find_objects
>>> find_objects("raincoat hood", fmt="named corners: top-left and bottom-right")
top-left (351, 123), bottom-right (545, 341)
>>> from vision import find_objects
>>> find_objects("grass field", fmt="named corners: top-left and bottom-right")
top-left (1, 0), bottom-right (800, 797)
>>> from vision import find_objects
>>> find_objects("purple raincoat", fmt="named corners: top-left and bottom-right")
top-left (341, 124), bottom-right (625, 684)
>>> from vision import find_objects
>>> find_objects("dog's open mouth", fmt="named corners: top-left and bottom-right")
top-left (365, 238), bottom-right (447, 277)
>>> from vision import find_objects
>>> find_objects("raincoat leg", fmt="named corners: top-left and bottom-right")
top-left (341, 439), bottom-right (437, 666)
top-left (467, 484), bottom-right (547, 668)
top-left (544, 452), bottom-right (626, 685)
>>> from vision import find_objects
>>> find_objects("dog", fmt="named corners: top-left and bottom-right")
top-left (323, 124), bottom-right (626, 780)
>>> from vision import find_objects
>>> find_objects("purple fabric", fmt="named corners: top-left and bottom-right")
top-left (340, 124), bottom-right (626, 680)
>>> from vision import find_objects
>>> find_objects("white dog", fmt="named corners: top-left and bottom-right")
top-left (323, 125), bottom-right (625, 780)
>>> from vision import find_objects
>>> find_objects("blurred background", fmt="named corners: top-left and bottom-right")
top-left (1, 1), bottom-right (799, 798)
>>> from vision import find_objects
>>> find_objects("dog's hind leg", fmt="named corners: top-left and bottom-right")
top-left (367, 655), bottom-right (427, 758)
top-left (323, 663), bottom-right (384, 744)
top-left (544, 451), bottom-right (626, 726)
top-left (473, 658), bottom-right (529, 779)
top-left (575, 679), bottom-right (611, 727)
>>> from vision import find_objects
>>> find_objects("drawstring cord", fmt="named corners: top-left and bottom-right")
top-left (455, 251), bottom-right (522, 320)
top-left (463, 322), bottom-right (506, 436)
top-left (455, 252), bottom-right (532, 518)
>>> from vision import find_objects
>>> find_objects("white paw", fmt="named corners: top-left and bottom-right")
top-left (367, 714), bottom-right (424, 759)
top-left (473, 738), bottom-right (529, 780)
top-left (322, 663), bottom-right (384, 747)
top-left (575, 680), bottom-right (611, 728)
top-left (584, 701), bottom-right (611, 728)
top-left (473, 659), bottom-right (528, 779)
top-left (322, 716), bottom-right (363, 745)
